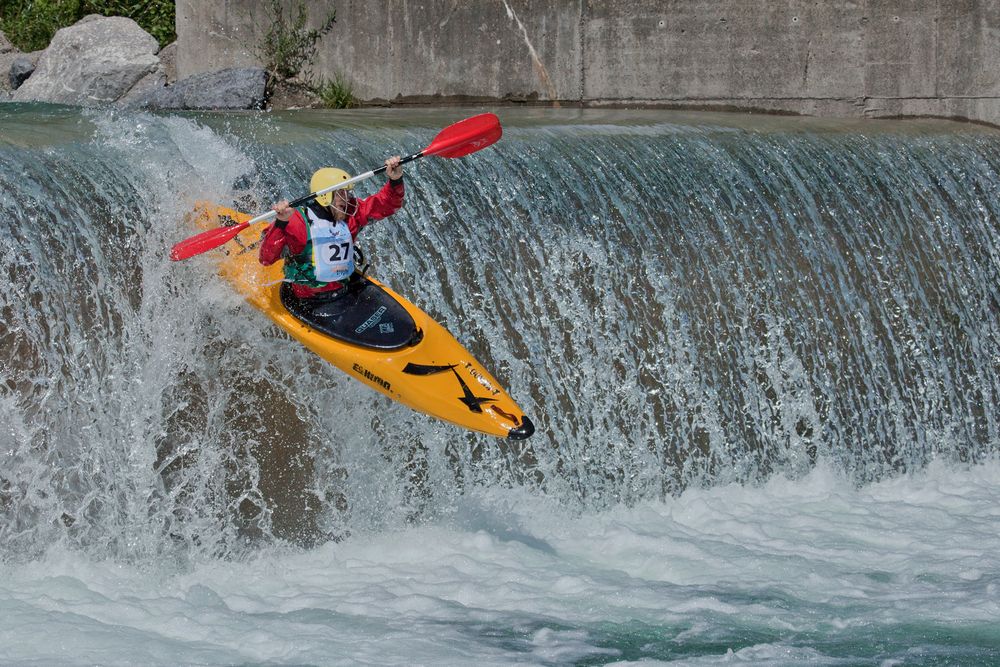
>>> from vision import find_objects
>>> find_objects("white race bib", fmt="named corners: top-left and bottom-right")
top-left (307, 213), bottom-right (355, 283)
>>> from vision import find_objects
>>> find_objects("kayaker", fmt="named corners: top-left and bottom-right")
top-left (259, 156), bottom-right (405, 299)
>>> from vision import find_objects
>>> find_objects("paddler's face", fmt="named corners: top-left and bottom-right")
top-left (331, 190), bottom-right (357, 220)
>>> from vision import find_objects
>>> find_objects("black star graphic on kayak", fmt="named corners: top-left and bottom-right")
top-left (403, 362), bottom-right (496, 413)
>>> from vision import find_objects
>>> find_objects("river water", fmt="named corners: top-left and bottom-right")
top-left (1, 104), bottom-right (999, 665)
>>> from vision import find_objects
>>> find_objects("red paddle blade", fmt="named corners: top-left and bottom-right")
top-left (170, 221), bottom-right (249, 261)
top-left (424, 113), bottom-right (502, 159)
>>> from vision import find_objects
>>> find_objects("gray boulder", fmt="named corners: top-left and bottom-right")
top-left (9, 56), bottom-right (35, 90)
top-left (0, 30), bottom-right (15, 54)
top-left (117, 41), bottom-right (176, 105)
top-left (0, 51), bottom-right (41, 93)
top-left (158, 42), bottom-right (177, 84)
top-left (116, 67), bottom-right (167, 105)
top-left (0, 31), bottom-right (21, 93)
top-left (14, 15), bottom-right (158, 105)
top-left (125, 67), bottom-right (268, 110)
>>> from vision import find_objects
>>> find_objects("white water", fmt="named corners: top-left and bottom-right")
top-left (4, 106), bottom-right (1000, 664)
top-left (3, 460), bottom-right (998, 665)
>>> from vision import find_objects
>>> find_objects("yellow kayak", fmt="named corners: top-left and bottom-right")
top-left (186, 202), bottom-right (535, 439)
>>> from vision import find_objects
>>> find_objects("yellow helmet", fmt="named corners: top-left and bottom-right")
top-left (311, 167), bottom-right (352, 206)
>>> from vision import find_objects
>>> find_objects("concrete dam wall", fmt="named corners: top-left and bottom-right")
top-left (176, 1), bottom-right (1000, 125)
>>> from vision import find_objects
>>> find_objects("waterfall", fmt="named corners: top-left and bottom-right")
top-left (2, 105), bottom-right (999, 563)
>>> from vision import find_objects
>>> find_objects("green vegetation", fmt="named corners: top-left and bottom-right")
top-left (314, 73), bottom-right (357, 109)
top-left (251, 1), bottom-right (359, 107)
top-left (0, 0), bottom-right (176, 51)
top-left (91, 0), bottom-right (174, 47)
top-left (250, 0), bottom-right (336, 85)
top-left (0, 0), bottom-right (80, 51)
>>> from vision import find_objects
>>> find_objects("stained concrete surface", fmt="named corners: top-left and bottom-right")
top-left (175, 0), bottom-right (1000, 125)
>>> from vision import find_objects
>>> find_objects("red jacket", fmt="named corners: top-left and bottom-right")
top-left (259, 179), bottom-right (405, 298)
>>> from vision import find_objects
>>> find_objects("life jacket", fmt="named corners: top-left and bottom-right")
top-left (283, 204), bottom-right (355, 287)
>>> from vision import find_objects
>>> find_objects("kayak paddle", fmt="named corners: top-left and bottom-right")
top-left (170, 113), bottom-right (503, 261)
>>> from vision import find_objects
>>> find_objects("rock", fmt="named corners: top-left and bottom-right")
top-left (118, 42), bottom-right (177, 105)
top-left (117, 68), bottom-right (167, 105)
top-left (158, 42), bottom-right (177, 84)
top-left (0, 30), bottom-right (15, 54)
top-left (0, 50), bottom-right (38, 93)
top-left (13, 15), bottom-right (158, 105)
top-left (0, 55), bottom-right (18, 93)
top-left (9, 56), bottom-right (35, 90)
top-left (125, 67), bottom-right (268, 110)
top-left (0, 30), bottom-right (21, 93)
top-left (268, 78), bottom-right (321, 110)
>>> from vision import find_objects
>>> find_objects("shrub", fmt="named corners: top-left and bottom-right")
top-left (250, 0), bottom-right (336, 87)
top-left (0, 0), bottom-right (176, 51)
top-left (0, 0), bottom-right (82, 52)
top-left (314, 73), bottom-right (357, 109)
top-left (86, 1), bottom-right (176, 47)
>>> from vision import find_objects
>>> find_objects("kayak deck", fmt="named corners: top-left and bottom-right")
top-left (280, 280), bottom-right (421, 350)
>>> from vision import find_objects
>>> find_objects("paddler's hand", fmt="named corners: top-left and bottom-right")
top-left (385, 156), bottom-right (402, 181)
top-left (272, 200), bottom-right (292, 229)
